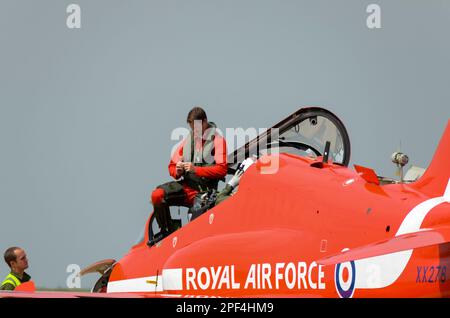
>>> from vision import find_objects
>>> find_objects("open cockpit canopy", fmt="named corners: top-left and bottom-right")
top-left (227, 107), bottom-right (351, 174)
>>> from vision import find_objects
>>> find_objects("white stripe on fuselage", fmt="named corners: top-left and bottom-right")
top-left (355, 179), bottom-right (450, 289)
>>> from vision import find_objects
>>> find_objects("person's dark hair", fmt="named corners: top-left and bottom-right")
top-left (4, 247), bottom-right (19, 268)
top-left (187, 107), bottom-right (207, 124)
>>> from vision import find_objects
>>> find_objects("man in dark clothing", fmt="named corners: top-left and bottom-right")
top-left (1, 247), bottom-right (31, 290)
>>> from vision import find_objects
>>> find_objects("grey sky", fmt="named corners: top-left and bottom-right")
top-left (0, 1), bottom-right (449, 289)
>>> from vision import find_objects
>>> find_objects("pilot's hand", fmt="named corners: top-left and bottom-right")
top-left (176, 161), bottom-right (185, 177)
top-left (183, 162), bottom-right (196, 174)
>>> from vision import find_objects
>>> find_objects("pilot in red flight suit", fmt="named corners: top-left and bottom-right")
top-left (150, 106), bottom-right (227, 239)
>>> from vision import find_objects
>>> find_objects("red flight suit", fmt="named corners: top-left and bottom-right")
top-left (151, 134), bottom-right (228, 207)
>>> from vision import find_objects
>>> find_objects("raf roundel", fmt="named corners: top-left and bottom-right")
top-left (335, 259), bottom-right (356, 298)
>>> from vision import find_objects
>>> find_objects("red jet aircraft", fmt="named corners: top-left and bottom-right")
top-left (2, 107), bottom-right (449, 298)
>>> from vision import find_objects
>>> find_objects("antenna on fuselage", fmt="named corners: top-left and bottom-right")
top-left (392, 152), bottom-right (409, 183)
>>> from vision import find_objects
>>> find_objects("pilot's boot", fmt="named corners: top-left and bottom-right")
top-left (168, 218), bottom-right (181, 233)
top-left (153, 203), bottom-right (170, 234)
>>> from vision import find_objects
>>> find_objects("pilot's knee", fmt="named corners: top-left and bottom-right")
top-left (151, 188), bottom-right (165, 206)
